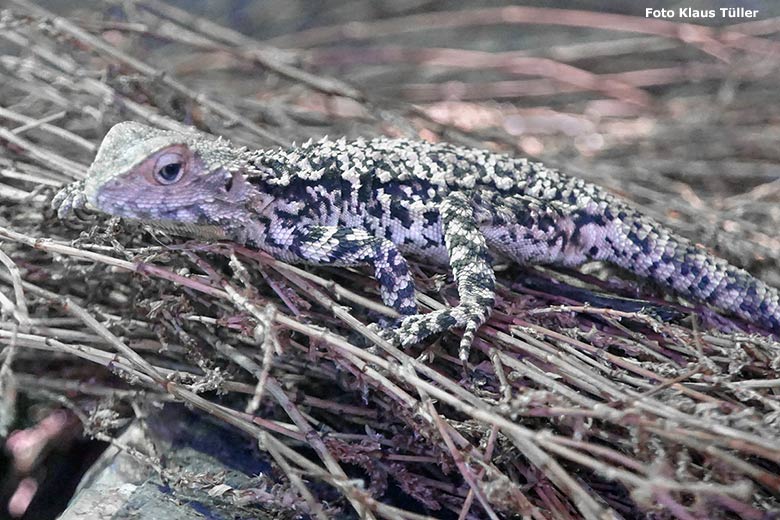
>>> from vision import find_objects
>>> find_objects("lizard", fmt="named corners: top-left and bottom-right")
top-left (52, 121), bottom-right (780, 360)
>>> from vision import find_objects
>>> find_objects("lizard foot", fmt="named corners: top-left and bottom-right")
top-left (394, 304), bottom-right (488, 361)
top-left (365, 322), bottom-right (400, 345)
top-left (51, 180), bottom-right (88, 219)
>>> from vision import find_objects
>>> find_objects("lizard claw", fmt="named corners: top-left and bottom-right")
top-left (366, 322), bottom-right (401, 346)
top-left (51, 180), bottom-right (89, 219)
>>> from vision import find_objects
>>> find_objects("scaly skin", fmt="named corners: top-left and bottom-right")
top-left (53, 122), bottom-right (780, 359)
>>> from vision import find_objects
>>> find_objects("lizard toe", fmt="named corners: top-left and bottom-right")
top-left (365, 322), bottom-right (400, 345)
top-left (52, 182), bottom-right (88, 219)
top-left (393, 304), bottom-right (488, 359)
top-left (458, 319), bottom-right (481, 362)
top-left (396, 309), bottom-right (458, 347)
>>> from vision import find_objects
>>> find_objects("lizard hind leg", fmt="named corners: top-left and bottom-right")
top-left (396, 191), bottom-right (496, 361)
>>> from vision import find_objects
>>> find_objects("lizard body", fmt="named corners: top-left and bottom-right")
top-left (53, 122), bottom-right (780, 358)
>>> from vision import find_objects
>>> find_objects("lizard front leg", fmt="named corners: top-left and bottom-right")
top-left (51, 179), bottom-right (89, 218)
top-left (395, 191), bottom-right (496, 361)
top-left (271, 225), bottom-right (419, 317)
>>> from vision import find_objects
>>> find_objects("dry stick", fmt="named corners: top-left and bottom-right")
top-left (232, 250), bottom-right (660, 518)
top-left (277, 319), bottom-right (612, 517)
top-left (103, 374), bottom-right (329, 517)
top-left (0, 225), bottom-right (419, 411)
top-left (311, 47), bottom-right (652, 107)
top-left (371, 338), bottom-right (761, 497)
top-left (4, 302), bottom-right (369, 516)
top-left (458, 426), bottom-right (503, 520)
top-left (486, 324), bottom-right (632, 405)
top-left (653, 490), bottom-right (698, 520)
top-left (633, 398), bottom-right (780, 460)
top-left (414, 288), bottom-right (674, 411)
top-left (535, 428), bottom-right (751, 500)
top-left (213, 338), bottom-right (272, 415)
top-left (264, 5), bottom-right (780, 58)
top-left (11, 0), bottom-right (288, 148)
top-left (544, 436), bottom-right (648, 475)
top-left (38, 278), bottom-right (767, 510)
top-left (100, 248), bottom-right (373, 519)
top-left (218, 286), bottom-right (374, 520)
top-left (0, 323), bottom-right (125, 344)
top-left (222, 253), bottom-right (541, 513)
top-left (7, 327), bottom-right (330, 448)
top-left (0, 31), bottom-right (106, 138)
top-left (225, 253), bottom-right (277, 413)
top-left (3, 228), bottom-right (768, 511)
top-left (0, 247), bottom-right (30, 328)
top-left (729, 378), bottom-right (780, 389)
top-left (425, 399), bottom-right (501, 520)
top-left (78, 78), bottom-right (196, 135)
top-left (13, 374), bottom-right (172, 400)
top-left (269, 259), bottom-right (398, 317)
top-left (494, 328), bottom-right (780, 460)
top-left (486, 345), bottom-right (511, 402)
top-left (256, 435), bottom-right (441, 520)
top-left (36, 274), bottom-right (765, 498)
top-left (10, 224), bottom-right (777, 451)
top-left (514, 321), bottom-right (721, 404)
top-left (0, 181), bottom-right (38, 202)
top-left (619, 381), bottom-right (776, 467)
top-left (0, 21), bottom-right (81, 73)
top-left (529, 35), bottom-right (679, 61)
top-left (1, 164), bottom-right (66, 188)
top-left (0, 225), bottom-right (230, 299)
top-left (659, 429), bottom-right (780, 494)
top-left (31, 387), bottom-right (172, 478)
top-left (0, 330), bottom-right (161, 388)
top-left (274, 315), bottom-right (420, 410)
top-left (0, 323), bottom-right (18, 436)
top-left (0, 57), bottom-right (72, 110)
top-left (728, 15), bottom-right (780, 34)
top-left (0, 126), bottom-right (86, 179)
top-left (58, 301), bottom-right (167, 385)
top-left (7, 31), bottom-right (177, 134)
top-left (248, 246), bottom-right (749, 449)
top-left (168, 338), bottom-right (772, 518)
top-left (169, 387), bottom-right (385, 520)
top-left (401, 62), bottom-right (747, 102)
top-left (261, 437), bottom-right (329, 520)
top-left (134, 0), bottom-right (363, 100)
top-left (519, 313), bottom-right (679, 371)
top-left (0, 106), bottom-right (95, 151)
top-left (198, 251), bottom-right (275, 412)
top-left (261, 255), bottom-right (492, 410)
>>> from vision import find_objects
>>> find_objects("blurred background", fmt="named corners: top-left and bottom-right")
top-left (2, 1), bottom-right (780, 519)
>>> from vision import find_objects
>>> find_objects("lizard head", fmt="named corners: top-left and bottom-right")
top-left (84, 121), bottom-right (256, 236)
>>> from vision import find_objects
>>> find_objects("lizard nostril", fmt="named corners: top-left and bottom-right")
top-left (224, 175), bottom-right (234, 192)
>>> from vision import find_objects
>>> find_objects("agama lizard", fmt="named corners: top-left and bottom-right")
top-left (52, 122), bottom-right (780, 359)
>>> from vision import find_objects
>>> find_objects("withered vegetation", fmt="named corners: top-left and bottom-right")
top-left (1, 1), bottom-right (780, 519)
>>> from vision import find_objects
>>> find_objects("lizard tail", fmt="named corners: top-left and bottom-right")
top-left (609, 210), bottom-right (780, 334)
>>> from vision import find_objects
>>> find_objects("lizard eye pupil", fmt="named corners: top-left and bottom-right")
top-left (153, 152), bottom-right (185, 185)
top-left (159, 163), bottom-right (181, 180)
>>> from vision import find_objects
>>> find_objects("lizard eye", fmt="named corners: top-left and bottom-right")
top-left (153, 153), bottom-right (185, 185)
